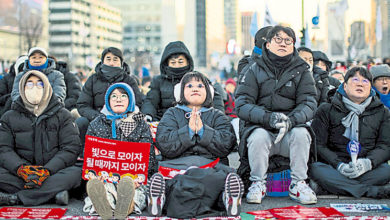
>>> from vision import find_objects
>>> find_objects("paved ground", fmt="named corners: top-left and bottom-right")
top-left (11, 152), bottom-right (390, 218)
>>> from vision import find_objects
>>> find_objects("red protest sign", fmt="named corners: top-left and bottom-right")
top-left (82, 135), bottom-right (151, 185)
top-left (0, 207), bottom-right (67, 219)
top-left (248, 205), bottom-right (344, 219)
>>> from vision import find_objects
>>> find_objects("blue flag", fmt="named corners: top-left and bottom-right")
top-left (250, 12), bottom-right (258, 37)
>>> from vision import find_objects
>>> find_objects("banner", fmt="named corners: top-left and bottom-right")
top-left (83, 135), bottom-right (151, 185)
top-left (0, 207), bottom-right (66, 219)
top-left (248, 205), bottom-right (344, 219)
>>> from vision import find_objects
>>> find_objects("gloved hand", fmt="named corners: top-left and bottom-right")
top-left (269, 112), bottom-right (289, 129)
top-left (145, 115), bottom-right (153, 122)
top-left (271, 114), bottom-right (292, 144)
top-left (17, 165), bottom-right (50, 189)
top-left (337, 162), bottom-right (355, 177)
top-left (348, 158), bottom-right (372, 179)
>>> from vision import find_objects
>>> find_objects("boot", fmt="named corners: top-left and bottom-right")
top-left (0, 192), bottom-right (20, 206)
top-left (114, 177), bottom-right (135, 220)
top-left (55, 190), bottom-right (69, 205)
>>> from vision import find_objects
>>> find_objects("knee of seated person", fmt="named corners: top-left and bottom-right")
top-left (76, 117), bottom-right (89, 129)
top-left (289, 127), bottom-right (311, 142)
top-left (247, 128), bottom-right (272, 144)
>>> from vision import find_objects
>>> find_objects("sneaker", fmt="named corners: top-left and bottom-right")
top-left (147, 173), bottom-right (165, 216)
top-left (0, 192), bottom-right (19, 206)
top-left (289, 180), bottom-right (317, 204)
top-left (55, 190), bottom-right (69, 205)
top-left (224, 173), bottom-right (244, 216)
top-left (114, 177), bottom-right (135, 219)
top-left (86, 179), bottom-right (112, 220)
top-left (246, 181), bottom-right (266, 204)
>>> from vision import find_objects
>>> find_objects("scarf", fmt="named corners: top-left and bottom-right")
top-left (263, 49), bottom-right (294, 79)
top-left (119, 111), bottom-right (145, 137)
top-left (100, 64), bottom-right (125, 82)
top-left (164, 65), bottom-right (190, 80)
top-left (373, 87), bottom-right (390, 109)
top-left (28, 59), bottom-right (48, 70)
top-left (341, 96), bottom-right (372, 141)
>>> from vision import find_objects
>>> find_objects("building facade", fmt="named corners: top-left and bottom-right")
top-left (49, 0), bottom-right (122, 70)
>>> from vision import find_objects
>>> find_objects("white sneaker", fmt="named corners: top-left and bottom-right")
top-left (246, 181), bottom-right (266, 204)
top-left (224, 173), bottom-right (244, 216)
top-left (289, 180), bottom-right (317, 204)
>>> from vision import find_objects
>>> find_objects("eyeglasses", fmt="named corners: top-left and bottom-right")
top-left (185, 83), bottom-right (205, 89)
top-left (376, 77), bottom-right (390, 82)
top-left (25, 81), bottom-right (44, 89)
top-left (110, 93), bottom-right (128, 101)
top-left (351, 77), bottom-right (370, 85)
top-left (272, 36), bottom-right (294, 45)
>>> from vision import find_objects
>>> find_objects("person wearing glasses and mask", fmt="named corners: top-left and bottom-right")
top-left (141, 41), bottom-right (224, 122)
top-left (235, 25), bottom-right (318, 205)
top-left (369, 64), bottom-right (390, 109)
top-left (310, 67), bottom-right (390, 198)
top-left (0, 70), bottom-right (81, 206)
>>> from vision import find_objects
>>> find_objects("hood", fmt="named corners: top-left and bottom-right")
top-left (160, 41), bottom-right (194, 78)
top-left (19, 70), bottom-right (53, 116)
top-left (313, 51), bottom-right (332, 70)
top-left (103, 82), bottom-right (136, 116)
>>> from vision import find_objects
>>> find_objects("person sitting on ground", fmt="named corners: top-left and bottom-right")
top-left (310, 67), bottom-right (390, 199)
top-left (76, 47), bottom-right (143, 153)
top-left (141, 41), bottom-right (224, 121)
top-left (235, 25), bottom-right (318, 205)
top-left (147, 71), bottom-right (242, 218)
top-left (298, 47), bottom-right (330, 106)
top-left (0, 55), bottom-right (27, 117)
top-left (84, 82), bottom-right (156, 219)
top-left (369, 64), bottom-right (390, 108)
top-left (11, 47), bottom-right (66, 103)
top-left (0, 70), bottom-right (81, 206)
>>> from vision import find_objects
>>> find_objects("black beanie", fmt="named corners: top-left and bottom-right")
top-left (101, 47), bottom-right (123, 63)
top-left (255, 26), bottom-right (272, 48)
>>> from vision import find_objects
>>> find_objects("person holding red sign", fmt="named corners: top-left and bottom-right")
top-left (0, 70), bottom-right (81, 206)
top-left (148, 71), bottom-right (243, 218)
top-left (84, 83), bottom-right (156, 219)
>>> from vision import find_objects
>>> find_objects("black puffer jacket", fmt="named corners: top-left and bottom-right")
top-left (0, 65), bottom-right (16, 116)
top-left (235, 49), bottom-right (317, 131)
top-left (141, 41), bottom-right (224, 120)
top-left (87, 113), bottom-right (157, 177)
top-left (77, 62), bottom-right (142, 121)
top-left (235, 48), bottom-right (317, 184)
top-left (0, 96), bottom-right (81, 175)
top-left (56, 61), bottom-right (82, 111)
top-left (311, 91), bottom-right (390, 169)
top-left (312, 66), bottom-right (330, 105)
top-left (156, 106), bottom-right (236, 165)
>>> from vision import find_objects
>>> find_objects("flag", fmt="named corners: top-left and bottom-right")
top-left (305, 23), bottom-right (311, 48)
top-left (264, 4), bottom-right (276, 26)
top-left (335, 0), bottom-right (348, 15)
top-left (250, 12), bottom-right (258, 37)
top-left (376, 6), bottom-right (382, 41)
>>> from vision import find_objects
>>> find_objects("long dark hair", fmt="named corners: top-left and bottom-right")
top-left (176, 71), bottom-right (213, 108)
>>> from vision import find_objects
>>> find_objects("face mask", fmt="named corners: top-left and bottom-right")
top-left (25, 87), bottom-right (43, 104)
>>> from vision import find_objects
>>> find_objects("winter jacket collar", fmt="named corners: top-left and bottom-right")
top-left (175, 104), bottom-right (212, 114)
top-left (22, 58), bottom-right (57, 76)
top-left (255, 45), bottom-right (310, 91)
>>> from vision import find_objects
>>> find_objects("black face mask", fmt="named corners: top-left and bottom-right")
top-left (165, 65), bottom-right (191, 78)
top-left (100, 64), bottom-right (124, 82)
